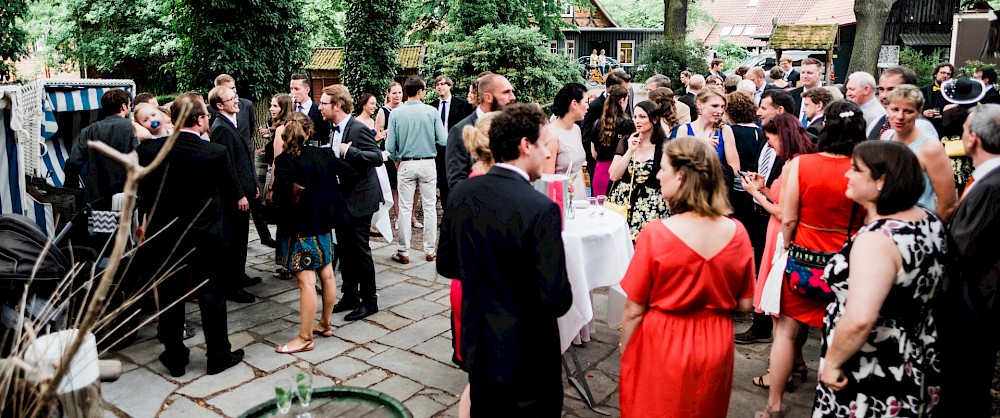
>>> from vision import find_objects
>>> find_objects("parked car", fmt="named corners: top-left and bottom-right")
top-left (577, 56), bottom-right (621, 73)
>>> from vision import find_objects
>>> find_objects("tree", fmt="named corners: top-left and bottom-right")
top-left (634, 37), bottom-right (708, 90)
top-left (302, 0), bottom-right (347, 49)
top-left (664, 0), bottom-right (688, 40)
top-left (406, 0), bottom-right (579, 42)
top-left (171, 0), bottom-right (309, 99)
top-left (0, 0), bottom-right (30, 82)
top-left (343, 0), bottom-right (401, 101)
top-left (848, 0), bottom-right (898, 75)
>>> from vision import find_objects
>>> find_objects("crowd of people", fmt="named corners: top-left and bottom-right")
top-left (60, 54), bottom-right (1000, 417)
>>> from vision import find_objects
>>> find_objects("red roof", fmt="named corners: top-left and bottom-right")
top-left (692, 0), bottom-right (825, 47)
top-left (795, 1), bottom-right (857, 25)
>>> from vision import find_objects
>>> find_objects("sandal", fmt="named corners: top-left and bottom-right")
top-left (313, 321), bottom-right (333, 338)
top-left (751, 373), bottom-right (797, 392)
top-left (793, 361), bottom-right (808, 382)
top-left (754, 409), bottom-right (786, 418)
top-left (275, 336), bottom-right (314, 354)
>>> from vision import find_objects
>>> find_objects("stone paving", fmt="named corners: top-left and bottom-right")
top-left (101, 219), bottom-right (822, 418)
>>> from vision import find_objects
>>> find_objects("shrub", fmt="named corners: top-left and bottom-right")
top-left (635, 37), bottom-right (709, 91)
top-left (899, 47), bottom-right (946, 87)
top-left (421, 25), bottom-right (584, 105)
top-left (960, 60), bottom-right (998, 77)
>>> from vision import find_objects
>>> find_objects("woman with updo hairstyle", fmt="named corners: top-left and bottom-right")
top-left (810, 140), bottom-right (948, 417)
top-left (671, 89), bottom-right (741, 174)
top-left (647, 87), bottom-right (679, 135)
top-left (272, 118), bottom-right (348, 354)
top-left (757, 100), bottom-right (866, 417)
top-left (592, 84), bottom-right (635, 196)
top-left (544, 83), bottom-right (589, 199)
top-left (608, 100), bottom-right (670, 240)
top-left (619, 136), bottom-right (755, 418)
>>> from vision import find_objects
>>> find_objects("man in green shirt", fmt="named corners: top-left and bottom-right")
top-left (386, 75), bottom-right (448, 264)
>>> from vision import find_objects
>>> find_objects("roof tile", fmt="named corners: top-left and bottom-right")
top-left (305, 46), bottom-right (425, 71)
top-left (692, 0), bottom-right (824, 47)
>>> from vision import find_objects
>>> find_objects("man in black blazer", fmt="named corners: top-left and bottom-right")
top-left (64, 89), bottom-right (137, 209)
top-left (430, 75), bottom-right (474, 207)
top-left (939, 104), bottom-right (1000, 416)
top-left (208, 86), bottom-right (258, 303)
top-left (438, 103), bottom-right (572, 416)
top-left (976, 67), bottom-right (1000, 105)
top-left (788, 58), bottom-right (825, 123)
top-left (321, 84), bottom-right (386, 321)
top-left (678, 74), bottom-right (703, 122)
top-left (138, 92), bottom-right (244, 377)
top-left (779, 55), bottom-right (799, 87)
top-left (211, 74), bottom-right (276, 247)
top-left (801, 87), bottom-right (834, 138)
top-left (290, 73), bottom-right (331, 146)
top-left (445, 74), bottom-right (516, 189)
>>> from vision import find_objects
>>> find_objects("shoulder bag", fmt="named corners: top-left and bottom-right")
top-left (784, 203), bottom-right (858, 303)
top-left (604, 156), bottom-right (636, 222)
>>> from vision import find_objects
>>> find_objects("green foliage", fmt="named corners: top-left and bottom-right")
top-left (959, 60), bottom-right (997, 77)
top-left (422, 25), bottom-right (584, 105)
top-left (344, 0), bottom-right (402, 102)
top-left (634, 37), bottom-right (708, 90)
top-left (601, 0), bottom-right (664, 28)
top-left (171, 0), bottom-right (309, 99)
top-left (715, 40), bottom-right (749, 72)
top-left (0, 0), bottom-right (30, 82)
top-left (898, 47), bottom-right (945, 87)
top-left (407, 0), bottom-right (578, 42)
top-left (302, 0), bottom-right (347, 48)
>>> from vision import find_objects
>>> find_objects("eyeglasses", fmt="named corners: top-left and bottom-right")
top-left (225, 96), bottom-right (238, 103)
top-left (319, 101), bottom-right (332, 107)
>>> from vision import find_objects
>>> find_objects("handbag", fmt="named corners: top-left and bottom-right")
top-left (784, 204), bottom-right (858, 303)
top-left (758, 234), bottom-right (786, 315)
top-left (604, 156), bottom-right (636, 221)
top-left (942, 136), bottom-right (966, 157)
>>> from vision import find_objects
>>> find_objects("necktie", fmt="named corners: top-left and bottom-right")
top-left (961, 176), bottom-right (975, 200)
top-left (877, 118), bottom-right (891, 140)
top-left (297, 104), bottom-right (305, 114)
top-left (758, 144), bottom-right (775, 185)
top-left (800, 112), bottom-right (808, 127)
top-left (933, 85), bottom-right (942, 92)
top-left (440, 101), bottom-right (447, 126)
top-left (331, 124), bottom-right (341, 133)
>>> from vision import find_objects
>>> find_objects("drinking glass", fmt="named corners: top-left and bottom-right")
top-left (596, 195), bottom-right (607, 216)
top-left (587, 197), bottom-right (598, 216)
top-left (274, 379), bottom-right (293, 414)
top-left (295, 371), bottom-right (314, 407)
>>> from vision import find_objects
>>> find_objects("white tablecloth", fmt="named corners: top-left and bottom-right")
top-left (557, 208), bottom-right (634, 352)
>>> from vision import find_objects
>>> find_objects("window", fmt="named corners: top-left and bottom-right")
top-left (617, 40), bottom-right (635, 65)
top-left (550, 40), bottom-right (559, 54)
top-left (720, 26), bottom-right (733, 36)
top-left (565, 40), bottom-right (576, 58)
top-left (731, 25), bottom-right (745, 36)
top-left (562, 4), bottom-right (574, 17)
top-left (743, 26), bottom-right (757, 36)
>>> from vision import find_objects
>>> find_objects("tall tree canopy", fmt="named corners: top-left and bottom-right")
top-left (171, 0), bottom-right (309, 99)
top-left (343, 0), bottom-right (402, 101)
top-left (0, 0), bottom-right (30, 82)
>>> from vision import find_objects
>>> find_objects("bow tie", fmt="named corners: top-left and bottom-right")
top-left (332, 125), bottom-right (341, 133)
top-left (933, 86), bottom-right (942, 92)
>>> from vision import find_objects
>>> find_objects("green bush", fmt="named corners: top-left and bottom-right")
top-left (421, 25), bottom-right (584, 105)
top-left (716, 40), bottom-right (750, 73)
top-left (634, 37), bottom-right (709, 91)
top-left (959, 60), bottom-right (998, 77)
top-left (899, 47), bottom-right (946, 87)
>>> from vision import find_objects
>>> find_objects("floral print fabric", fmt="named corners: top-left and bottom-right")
top-left (608, 158), bottom-right (670, 241)
top-left (813, 209), bottom-right (948, 417)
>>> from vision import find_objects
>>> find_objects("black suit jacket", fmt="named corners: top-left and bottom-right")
top-left (208, 98), bottom-right (255, 142)
top-left (867, 114), bottom-right (888, 141)
top-left (920, 84), bottom-right (948, 111)
top-left (582, 93), bottom-right (607, 147)
top-left (786, 68), bottom-right (800, 86)
top-left (64, 114), bottom-right (138, 207)
top-left (337, 115), bottom-right (384, 218)
top-left (806, 116), bottom-right (824, 139)
top-left (430, 96), bottom-right (474, 131)
top-left (437, 166), bottom-right (573, 383)
top-left (788, 86), bottom-right (805, 116)
top-left (211, 115), bottom-right (256, 201)
top-left (445, 111), bottom-right (480, 188)
top-left (307, 103), bottom-right (332, 146)
top-left (949, 167), bottom-right (1000, 335)
top-left (137, 132), bottom-right (237, 257)
top-left (678, 92), bottom-right (698, 122)
top-left (981, 87), bottom-right (1000, 105)
top-left (272, 146), bottom-right (349, 237)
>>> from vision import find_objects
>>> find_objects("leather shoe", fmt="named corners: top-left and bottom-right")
top-left (425, 251), bottom-right (436, 262)
top-left (159, 352), bottom-right (189, 378)
top-left (332, 297), bottom-right (361, 313)
top-left (227, 288), bottom-right (255, 303)
top-left (344, 303), bottom-right (378, 321)
top-left (260, 238), bottom-right (278, 248)
top-left (236, 275), bottom-right (262, 287)
top-left (391, 253), bottom-right (409, 264)
top-left (735, 329), bottom-right (772, 344)
top-left (206, 349), bottom-right (244, 375)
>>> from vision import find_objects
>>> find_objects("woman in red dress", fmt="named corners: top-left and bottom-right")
top-left (619, 136), bottom-right (755, 418)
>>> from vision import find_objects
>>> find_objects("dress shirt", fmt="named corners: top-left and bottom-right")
top-left (386, 100), bottom-right (448, 161)
top-left (438, 95), bottom-right (451, 127)
top-left (754, 84), bottom-right (766, 106)
top-left (965, 156), bottom-right (1000, 196)
top-left (295, 98), bottom-right (313, 115)
top-left (859, 97), bottom-right (886, 137)
top-left (329, 115), bottom-right (350, 157)
top-left (495, 163), bottom-right (529, 181)
top-left (220, 112), bottom-right (238, 129)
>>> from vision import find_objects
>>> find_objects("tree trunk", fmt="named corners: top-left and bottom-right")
top-left (848, 0), bottom-right (898, 75)
top-left (664, 0), bottom-right (688, 41)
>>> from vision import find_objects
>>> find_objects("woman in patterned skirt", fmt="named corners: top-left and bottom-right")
top-left (608, 100), bottom-right (670, 241)
top-left (813, 140), bottom-right (948, 417)
top-left (272, 118), bottom-right (349, 354)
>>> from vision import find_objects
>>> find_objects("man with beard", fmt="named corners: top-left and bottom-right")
top-left (445, 73), bottom-right (516, 188)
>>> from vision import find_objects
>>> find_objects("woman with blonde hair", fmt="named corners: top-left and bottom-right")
top-left (619, 136), bottom-right (755, 417)
top-left (272, 118), bottom-right (348, 354)
top-left (670, 89), bottom-right (741, 174)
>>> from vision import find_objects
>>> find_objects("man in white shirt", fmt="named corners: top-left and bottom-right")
top-left (846, 71), bottom-right (886, 137)
top-left (788, 58), bottom-right (824, 125)
top-left (745, 67), bottom-right (773, 106)
top-left (289, 73), bottom-right (330, 145)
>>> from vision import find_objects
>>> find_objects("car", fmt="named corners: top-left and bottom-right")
top-left (577, 56), bottom-right (622, 72)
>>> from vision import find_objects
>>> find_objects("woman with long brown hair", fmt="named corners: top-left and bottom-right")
top-left (647, 87), bottom-right (679, 136)
top-left (591, 84), bottom-right (634, 197)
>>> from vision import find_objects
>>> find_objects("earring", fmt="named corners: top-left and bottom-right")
top-left (877, 186), bottom-right (883, 191)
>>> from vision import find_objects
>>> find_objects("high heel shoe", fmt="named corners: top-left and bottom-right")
top-left (751, 374), bottom-right (797, 392)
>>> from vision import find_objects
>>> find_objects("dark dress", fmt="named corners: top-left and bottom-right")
top-left (814, 210), bottom-right (948, 417)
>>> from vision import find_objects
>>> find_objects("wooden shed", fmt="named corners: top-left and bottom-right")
top-left (768, 24), bottom-right (840, 84)
top-left (304, 45), bottom-right (426, 101)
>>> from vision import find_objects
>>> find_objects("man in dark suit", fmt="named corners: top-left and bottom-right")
top-left (430, 75), bottom-right (473, 207)
top-left (939, 104), bottom-right (1000, 416)
top-left (321, 84), bottom-right (386, 321)
top-left (212, 74), bottom-right (276, 248)
top-left (976, 67), bottom-right (1000, 105)
top-left (445, 73), bottom-right (516, 189)
top-left (920, 63), bottom-right (954, 116)
top-left (801, 87), bottom-right (834, 138)
top-left (290, 73), bottom-right (331, 146)
top-left (678, 74), bottom-right (703, 123)
top-left (208, 86), bottom-right (258, 303)
top-left (438, 103), bottom-right (572, 416)
top-left (788, 58), bottom-right (825, 125)
top-left (779, 55), bottom-right (799, 87)
top-left (64, 89), bottom-right (137, 208)
top-left (138, 92), bottom-right (244, 377)
top-left (581, 70), bottom-right (628, 176)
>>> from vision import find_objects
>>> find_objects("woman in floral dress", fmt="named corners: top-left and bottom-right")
top-left (608, 101), bottom-right (670, 241)
top-left (813, 140), bottom-right (948, 418)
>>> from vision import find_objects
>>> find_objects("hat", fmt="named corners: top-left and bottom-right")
top-left (942, 77), bottom-right (987, 105)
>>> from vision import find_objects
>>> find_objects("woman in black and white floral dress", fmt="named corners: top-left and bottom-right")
top-left (813, 141), bottom-right (948, 418)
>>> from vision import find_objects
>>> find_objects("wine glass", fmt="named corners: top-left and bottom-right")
top-left (274, 379), bottom-right (293, 414)
top-left (295, 371), bottom-right (313, 408)
top-left (596, 195), bottom-right (607, 216)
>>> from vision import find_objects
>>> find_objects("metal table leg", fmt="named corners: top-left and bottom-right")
top-left (562, 345), bottom-right (611, 415)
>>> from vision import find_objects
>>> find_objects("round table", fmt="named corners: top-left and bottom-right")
top-left (239, 386), bottom-right (412, 418)
top-left (557, 207), bottom-right (634, 352)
